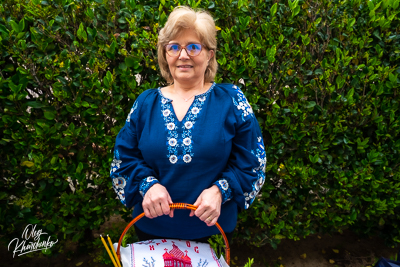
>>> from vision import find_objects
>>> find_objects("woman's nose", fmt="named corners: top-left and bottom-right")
top-left (179, 48), bottom-right (190, 59)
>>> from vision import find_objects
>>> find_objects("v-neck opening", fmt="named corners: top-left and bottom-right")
top-left (158, 82), bottom-right (216, 123)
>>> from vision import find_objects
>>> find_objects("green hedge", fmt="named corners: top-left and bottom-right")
top-left (1, 0), bottom-right (399, 254)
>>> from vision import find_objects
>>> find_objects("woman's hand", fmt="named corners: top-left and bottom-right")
top-left (142, 183), bottom-right (174, 219)
top-left (189, 185), bottom-right (222, 226)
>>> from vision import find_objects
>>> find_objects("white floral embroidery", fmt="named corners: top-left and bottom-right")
top-left (167, 122), bottom-right (175, 130)
top-left (183, 154), bottom-right (192, 163)
top-left (110, 150), bottom-right (122, 174)
top-left (232, 85), bottom-right (254, 122)
top-left (169, 155), bottom-right (178, 164)
top-left (146, 176), bottom-right (156, 182)
top-left (218, 179), bottom-right (229, 190)
top-left (191, 107), bottom-right (200, 114)
top-left (184, 121), bottom-right (193, 129)
top-left (159, 83), bottom-right (215, 164)
top-left (113, 177), bottom-right (126, 189)
top-left (159, 90), bottom-right (179, 164)
top-left (118, 190), bottom-right (125, 201)
top-left (163, 109), bottom-right (171, 117)
top-left (111, 158), bottom-right (122, 174)
top-left (243, 136), bottom-right (266, 209)
top-left (168, 138), bottom-right (178, 147)
top-left (126, 101), bottom-right (138, 122)
top-left (183, 137), bottom-right (191, 146)
top-left (254, 177), bottom-right (264, 191)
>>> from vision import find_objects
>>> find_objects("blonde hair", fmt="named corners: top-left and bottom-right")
top-left (157, 6), bottom-right (218, 83)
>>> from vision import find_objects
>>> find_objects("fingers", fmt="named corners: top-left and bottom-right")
top-left (191, 186), bottom-right (222, 226)
top-left (142, 184), bottom-right (172, 219)
top-left (190, 197), bottom-right (202, 217)
top-left (205, 215), bottom-right (219, 227)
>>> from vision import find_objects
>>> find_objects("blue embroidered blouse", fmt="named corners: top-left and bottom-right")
top-left (110, 83), bottom-right (266, 239)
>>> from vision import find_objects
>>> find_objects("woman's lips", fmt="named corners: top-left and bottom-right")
top-left (177, 65), bottom-right (193, 70)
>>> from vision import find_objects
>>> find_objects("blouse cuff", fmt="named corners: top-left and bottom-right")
top-left (214, 179), bottom-right (232, 204)
top-left (139, 176), bottom-right (159, 197)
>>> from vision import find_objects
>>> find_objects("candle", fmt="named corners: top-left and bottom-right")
top-left (107, 235), bottom-right (122, 267)
top-left (100, 235), bottom-right (118, 267)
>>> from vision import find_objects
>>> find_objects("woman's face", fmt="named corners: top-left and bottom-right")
top-left (166, 28), bottom-right (213, 84)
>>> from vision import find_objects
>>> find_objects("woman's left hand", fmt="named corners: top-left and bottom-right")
top-left (189, 185), bottom-right (222, 226)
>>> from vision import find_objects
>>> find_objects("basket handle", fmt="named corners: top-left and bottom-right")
top-left (116, 203), bottom-right (230, 265)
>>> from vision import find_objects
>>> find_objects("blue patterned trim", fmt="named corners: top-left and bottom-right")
top-left (159, 93), bottom-right (179, 164)
top-left (232, 85), bottom-right (254, 122)
top-left (181, 90), bottom-right (210, 163)
top-left (244, 136), bottom-right (266, 209)
top-left (111, 173), bottom-right (129, 206)
top-left (139, 176), bottom-right (159, 197)
top-left (214, 179), bottom-right (232, 204)
top-left (110, 149), bottom-right (122, 175)
top-left (126, 101), bottom-right (138, 122)
top-left (158, 83), bottom-right (215, 164)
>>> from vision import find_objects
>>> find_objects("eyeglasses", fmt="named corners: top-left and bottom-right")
top-left (165, 43), bottom-right (204, 57)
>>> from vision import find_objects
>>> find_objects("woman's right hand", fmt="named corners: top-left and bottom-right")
top-left (142, 183), bottom-right (174, 219)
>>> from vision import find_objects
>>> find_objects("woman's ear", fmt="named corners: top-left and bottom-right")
top-left (208, 50), bottom-right (214, 60)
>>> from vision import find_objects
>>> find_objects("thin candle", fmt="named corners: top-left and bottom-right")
top-left (100, 235), bottom-right (118, 267)
top-left (107, 235), bottom-right (122, 267)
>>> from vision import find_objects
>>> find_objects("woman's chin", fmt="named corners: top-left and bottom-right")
top-left (173, 73), bottom-right (198, 82)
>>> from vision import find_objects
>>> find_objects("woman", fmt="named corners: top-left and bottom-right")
top-left (110, 6), bottom-right (266, 242)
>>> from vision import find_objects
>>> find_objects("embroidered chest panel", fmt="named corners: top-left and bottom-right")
top-left (159, 89), bottom-right (210, 164)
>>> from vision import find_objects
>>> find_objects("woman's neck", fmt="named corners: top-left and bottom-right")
top-left (170, 79), bottom-right (211, 97)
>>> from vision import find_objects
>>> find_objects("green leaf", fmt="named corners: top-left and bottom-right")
top-left (279, 34), bottom-right (284, 43)
top-left (77, 23), bottom-right (87, 41)
top-left (292, 6), bottom-right (300, 17)
top-left (305, 101), bottom-right (316, 109)
top-left (47, 224), bottom-right (55, 232)
top-left (76, 162), bottom-right (83, 173)
top-left (21, 161), bottom-right (35, 168)
top-left (125, 57), bottom-right (140, 69)
top-left (25, 101), bottom-right (46, 108)
top-left (44, 111), bottom-right (55, 120)
top-left (27, 217), bottom-right (41, 224)
top-left (10, 20), bottom-right (20, 32)
top-left (0, 191), bottom-right (8, 200)
top-left (18, 19), bottom-right (25, 32)
top-left (270, 3), bottom-right (278, 16)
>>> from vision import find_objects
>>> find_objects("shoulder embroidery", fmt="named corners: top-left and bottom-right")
top-left (232, 85), bottom-right (254, 122)
top-left (126, 100), bottom-right (139, 122)
top-left (244, 136), bottom-right (266, 209)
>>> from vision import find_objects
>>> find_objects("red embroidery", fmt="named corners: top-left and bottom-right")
top-left (162, 239), bottom-right (167, 243)
top-left (163, 242), bottom-right (192, 267)
top-left (186, 241), bottom-right (191, 247)
top-left (149, 245), bottom-right (155, 250)
top-left (194, 246), bottom-right (199, 253)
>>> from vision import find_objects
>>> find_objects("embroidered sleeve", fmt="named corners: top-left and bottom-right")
top-left (139, 176), bottom-right (160, 197)
top-left (219, 84), bottom-right (266, 209)
top-left (110, 92), bottom-right (159, 208)
top-left (214, 179), bottom-right (232, 204)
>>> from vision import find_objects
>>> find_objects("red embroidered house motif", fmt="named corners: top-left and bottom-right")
top-left (163, 242), bottom-right (192, 267)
